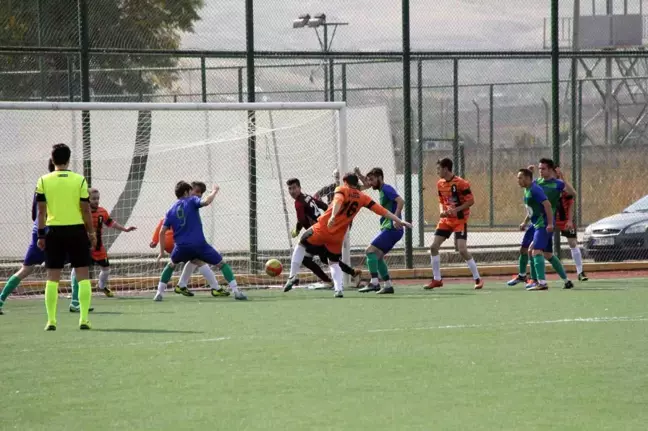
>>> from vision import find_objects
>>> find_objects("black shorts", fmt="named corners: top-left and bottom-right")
top-left (434, 225), bottom-right (468, 241)
top-left (45, 225), bottom-right (90, 269)
top-left (92, 258), bottom-right (110, 268)
top-left (561, 228), bottom-right (577, 239)
top-left (301, 230), bottom-right (341, 263)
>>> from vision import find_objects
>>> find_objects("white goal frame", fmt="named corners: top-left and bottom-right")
top-left (0, 101), bottom-right (350, 281)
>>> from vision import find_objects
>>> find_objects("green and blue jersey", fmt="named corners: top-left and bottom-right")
top-left (524, 184), bottom-right (549, 229)
top-left (379, 184), bottom-right (401, 231)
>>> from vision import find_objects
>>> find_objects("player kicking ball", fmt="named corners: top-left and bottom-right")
top-left (287, 178), bottom-right (362, 289)
top-left (355, 167), bottom-right (405, 295)
top-left (426, 158), bottom-right (483, 290)
top-left (155, 181), bottom-right (246, 301)
top-left (515, 168), bottom-right (555, 290)
top-left (68, 188), bottom-right (137, 311)
top-left (284, 173), bottom-right (412, 298)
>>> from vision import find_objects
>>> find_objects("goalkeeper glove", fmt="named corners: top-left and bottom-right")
top-left (291, 229), bottom-right (299, 238)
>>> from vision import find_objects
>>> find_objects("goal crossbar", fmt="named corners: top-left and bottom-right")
top-left (0, 101), bottom-right (347, 112)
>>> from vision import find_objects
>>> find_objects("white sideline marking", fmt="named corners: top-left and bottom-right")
top-left (367, 316), bottom-right (648, 334)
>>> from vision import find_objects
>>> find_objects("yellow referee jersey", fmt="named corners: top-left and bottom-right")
top-left (35, 170), bottom-right (89, 226)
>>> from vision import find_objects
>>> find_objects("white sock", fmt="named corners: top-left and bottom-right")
top-left (570, 247), bottom-right (584, 274)
top-left (198, 265), bottom-right (219, 289)
top-left (157, 282), bottom-right (166, 295)
top-left (431, 255), bottom-right (441, 280)
top-left (228, 279), bottom-right (239, 293)
top-left (70, 268), bottom-right (76, 283)
top-left (370, 277), bottom-right (379, 285)
top-left (330, 263), bottom-right (344, 292)
top-left (385, 279), bottom-right (392, 288)
top-left (289, 245), bottom-right (306, 278)
top-left (466, 258), bottom-right (480, 280)
top-left (178, 262), bottom-right (196, 287)
top-left (98, 268), bottom-right (110, 290)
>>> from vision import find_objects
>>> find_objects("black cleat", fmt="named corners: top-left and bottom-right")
top-left (578, 272), bottom-right (589, 282)
top-left (44, 323), bottom-right (56, 331)
top-left (563, 280), bottom-right (574, 289)
top-left (0, 308), bottom-right (3, 315)
top-left (358, 283), bottom-right (380, 293)
top-left (69, 305), bottom-right (95, 313)
top-left (377, 286), bottom-right (395, 295)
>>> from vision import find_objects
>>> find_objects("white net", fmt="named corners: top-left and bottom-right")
top-left (0, 102), bottom-right (405, 295)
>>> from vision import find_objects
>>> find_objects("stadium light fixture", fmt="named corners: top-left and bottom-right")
top-left (307, 13), bottom-right (326, 28)
top-left (292, 14), bottom-right (311, 29)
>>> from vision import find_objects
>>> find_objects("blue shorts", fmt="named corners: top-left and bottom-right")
top-left (543, 233), bottom-right (554, 254)
top-left (521, 226), bottom-right (536, 248)
top-left (371, 229), bottom-right (404, 254)
top-left (23, 231), bottom-right (45, 266)
top-left (532, 227), bottom-right (550, 251)
top-left (171, 243), bottom-right (223, 266)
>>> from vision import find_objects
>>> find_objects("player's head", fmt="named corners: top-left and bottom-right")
top-left (517, 168), bottom-right (534, 188)
top-left (47, 159), bottom-right (55, 173)
top-left (538, 158), bottom-right (556, 179)
top-left (89, 188), bottom-right (100, 209)
top-left (436, 158), bottom-right (453, 178)
top-left (333, 169), bottom-right (340, 184)
top-left (175, 181), bottom-right (192, 198)
top-left (190, 181), bottom-right (207, 198)
top-left (342, 172), bottom-right (360, 189)
top-left (366, 167), bottom-right (384, 190)
top-left (51, 143), bottom-right (71, 168)
top-left (286, 178), bottom-right (301, 199)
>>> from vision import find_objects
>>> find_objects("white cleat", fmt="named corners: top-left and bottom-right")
top-left (234, 291), bottom-right (248, 301)
top-left (153, 292), bottom-right (164, 302)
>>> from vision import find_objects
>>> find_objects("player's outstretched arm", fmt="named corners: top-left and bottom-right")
top-left (353, 167), bottom-right (371, 191)
top-left (150, 219), bottom-right (163, 248)
top-left (111, 221), bottom-right (137, 233)
top-left (200, 185), bottom-right (220, 207)
top-left (367, 201), bottom-right (413, 229)
top-left (158, 225), bottom-right (169, 260)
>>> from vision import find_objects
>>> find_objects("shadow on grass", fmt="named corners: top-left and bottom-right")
top-left (90, 311), bottom-right (123, 315)
top-left (93, 328), bottom-right (202, 334)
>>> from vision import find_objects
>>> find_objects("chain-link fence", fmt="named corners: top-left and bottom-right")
top-left (2, 0), bottom-right (648, 285)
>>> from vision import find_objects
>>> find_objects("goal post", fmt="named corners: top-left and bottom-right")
top-left (0, 101), bottom-right (350, 293)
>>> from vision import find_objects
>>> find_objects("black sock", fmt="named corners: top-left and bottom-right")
top-left (338, 261), bottom-right (356, 276)
top-left (303, 257), bottom-right (331, 282)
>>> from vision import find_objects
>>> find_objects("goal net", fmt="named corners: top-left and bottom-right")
top-left (0, 101), bottom-right (404, 297)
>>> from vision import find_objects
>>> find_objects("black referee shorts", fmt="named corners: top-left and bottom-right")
top-left (45, 225), bottom-right (91, 269)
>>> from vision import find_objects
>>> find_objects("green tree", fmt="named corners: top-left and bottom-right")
top-left (0, 0), bottom-right (204, 100)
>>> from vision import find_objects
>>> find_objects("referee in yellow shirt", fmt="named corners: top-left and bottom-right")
top-left (36, 143), bottom-right (96, 331)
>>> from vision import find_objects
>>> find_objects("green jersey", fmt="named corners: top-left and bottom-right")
top-left (534, 177), bottom-right (565, 212)
top-left (524, 183), bottom-right (549, 229)
top-left (379, 184), bottom-right (401, 230)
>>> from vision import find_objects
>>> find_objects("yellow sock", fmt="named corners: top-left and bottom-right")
top-left (79, 279), bottom-right (92, 324)
top-left (45, 281), bottom-right (59, 325)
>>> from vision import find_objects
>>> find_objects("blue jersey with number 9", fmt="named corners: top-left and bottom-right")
top-left (163, 196), bottom-right (206, 247)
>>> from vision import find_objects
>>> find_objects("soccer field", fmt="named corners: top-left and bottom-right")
top-left (2, 279), bottom-right (648, 431)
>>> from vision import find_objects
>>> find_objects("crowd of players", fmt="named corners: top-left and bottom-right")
top-left (0, 143), bottom-right (587, 329)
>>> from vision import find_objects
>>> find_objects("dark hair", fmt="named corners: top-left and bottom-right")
top-left (47, 159), bottom-right (55, 172)
top-left (539, 158), bottom-right (556, 169)
top-left (437, 158), bottom-right (453, 171)
top-left (175, 181), bottom-right (192, 198)
top-left (518, 168), bottom-right (533, 179)
top-left (190, 181), bottom-right (207, 194)
top-left (286, 178), bottom-right (301, 188)
top-left (366, 167), bottom-right (384, 178)
top-left (342, 172), bottom-right (359, 187)
top-left (51, 143), bottom-right (71, 166)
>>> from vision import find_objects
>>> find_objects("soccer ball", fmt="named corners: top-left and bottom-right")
top-left (265, 259), bottom-right (283, 277)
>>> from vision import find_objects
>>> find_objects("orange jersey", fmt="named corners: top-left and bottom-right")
top-left (152, 218), bottom-right (175, 253)
top-left (437, 176), bottom-right (473, 220)
top-left (314, 186), bottom-right (387, 236)
top-left (92, 206), bottom-right (114, 259)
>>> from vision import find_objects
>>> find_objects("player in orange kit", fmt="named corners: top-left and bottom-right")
top-left (426, 158), bottom-right (484, 290)
top-left (284, 172), bottom-right (412, 297)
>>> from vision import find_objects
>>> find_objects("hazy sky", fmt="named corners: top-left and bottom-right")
top-left (182, 0), bottom-right (645, 52)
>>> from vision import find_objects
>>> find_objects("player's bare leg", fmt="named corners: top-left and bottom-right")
top-left (0, 265), bottom-right (35, 314)
top-left (456, 238), bottom-right (483, 289)
top-left (567, 236), bottom-right (588, 281)
top-left (425, 235), bottom-right (446, 289)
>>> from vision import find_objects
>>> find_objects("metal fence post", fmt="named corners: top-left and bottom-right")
top-left (577, 79), bottom-right (583, 227)
top-left (246, 0), bottom-right (258, 273)
top-left (453, 59), bottom-right (460, 176)
top-left (200, 56), bottom-right (207, 103)
top-left (417, 59), bottom-right (424, 247)
top-left (402, 0), bottom-right (413, 268)
top-left (237, 67), bottom-right (244, 102)
top-left (489, 84), bottom-right (495, 227)
top-left (551, 0), bottom-right (561, 257)
top-left (341, 63), bottom-right (347, 102)
top-left (78, 0), bottom-right (91, 185)
top-left (67, 56), bottom-right (75, 102)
